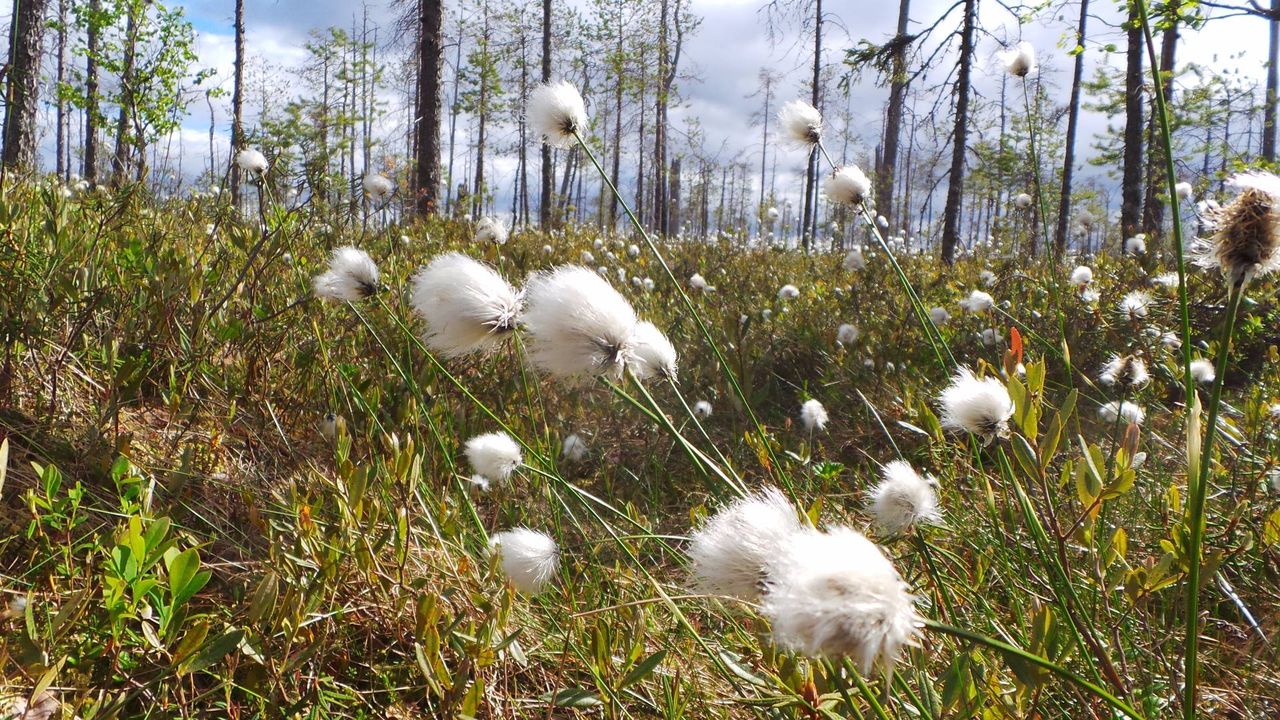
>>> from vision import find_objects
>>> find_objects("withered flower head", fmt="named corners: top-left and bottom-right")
top-left (1195, 172), bottom-right (1280, 288)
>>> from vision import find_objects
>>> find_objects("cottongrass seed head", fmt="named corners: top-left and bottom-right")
top-left (693, 400), bottom-right (713, 418)
top-left (313, 246), bottom-right (380, 301)
top-left (778, 99), bottom-right (823, 149)
top-left (1013, 192), bottom-right (1033, 208)
top-left (836, 324), bottom-right (860, 346)
top-left (1099, 354), bottom-right (1149, 388)
top-left (929, 306), bottom-right (950, 325)
top-left (1070, 265), bottom-right (1094, 286)
top-left (235, 148), bottom-right (268, 173)
top-left (689, 272), bottom-right (714, 292)
top-left (870, 461), bottom-right (940, 535)
top-left (1125, 235), bottom-right (1147, 254)
top-left (410, 253), bottom-right (522, 358)
top-left (465, 431), bottom-right (523, 484)
top-left (761, 526), bottom-right (922, 676)
top-left (1194, 171), bottom-right (1280, 287)
top-left (778, 284), bottom-right (801, 301)
top-left (800, 399), bottom-right (829, 432)
top-left (474, 216), bottom-right (510, 245)
top-left (959, 289), bottom-right (995, 314)
top-left (528, 80), bottom-right (588, 149)
top-left (1100, 400), bottom-right (1145, 425)
top-left (629, 320), bottom-right (678, 381)
top-left (521, 265), bottom-right (638, 382)
top-left (362, 173), bottom-right (394, 199)
top-left (1190, 357), bottom-right (1216, 384)
top-left (938, 367), bottom-right (1015, 445)
top-left (489, 528), bottom-right (559, 594)
top-left (561, 433), bottom-right (588, 463)
top-left (687, 487), bottom-right (804, 599)
top-left (998, 40), bottom-right (1037, 78)
top-left (843, 248), bottom-right (866, 271)
top-left (825, 165), bottom-right (872, 208)
top-left (1118, 290), bottom-right (1152, 320)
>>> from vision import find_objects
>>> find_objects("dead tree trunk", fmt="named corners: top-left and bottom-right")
top-left (2, 0), bottom-right (51, 171)
top-left (877, 0), bottom-right (911, 231)
top-left (1055, 0), bottom-right (1089, 252)
top-left (230, 0), bottom-right (245, 206)
top-left (415, 0), bottom-right (444, 214)
top-left (940, 0), bottom-right (976, 265)
top-left (1120, 0), bottom-right (1145, 244)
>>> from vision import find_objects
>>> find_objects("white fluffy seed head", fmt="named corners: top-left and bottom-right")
top-left (312, 246), bottom-right (380, 301)
top-left (1099, 354), bottom-right (1149, 388)
top-left (843, 248), bottom-right (866, 271)
top-left (999, 41), bottom-right (1037, 78)
top-left (1118, 290), bottom-right (1152, 320)
top-left (1190, 358), bottom-right (1215, 384)
top-left (1070, 265), bottom-right (1094, 286)
top-left (869, 461), bottom-right (940, 535)
top-left (528, 81), bottom-right (588, 149)
top-left (761, 526), bottom-right (922, 675)
top-left (836, 324), bottom-right (860, 346)
top-left (465, 432), bottom-right (523, 484)
top-left (474, 216), bottom-right (509, 245)
top-left (1125, 235), bottom-right (1147, 254)
top-left (778, 284), bottom-right (801, 301)
top-left (778, 100), bottom-right (823, 148)
top-left (693, 400), bottom-right (713, 418)
top-left (929, 307), bottom-right (950, 325)
top-left (521, 265), bottom-right (638, 383)
top-left (800, 399), bottom-right (829, 432)
top-left (979, 270), bottom-right (997, 287)
top-left (1013, 192), bottom-right (1033, 208)
top-left (687, 487), bottom-right (804, 599)
top-left (1176, 181), bottom-right (1194, 200)
top-left (959, 290), bottom-right (995, 314)
top-left (629, 320), bottom-right (678, 382)
top-left (767, 206), bottom-right (780, 220)
top-left (938, 368), bottom-right (1015, 445)
top-left (235, 148), bottom-right (268, 173)
top-left (561, 433), bottom-right (588, 463)
top-left (689, 273), bottom-right (712, 291)
top-left (489, 528), bottom-right (559, 594)
top-left (1099, 401), bottom-right (1145, 425)
top-left (410, 253), bottom-right (522, 358)
top-left (362, 173), bottom-right (394, 199)
top-left (825, 165), bottom-right (872, 208)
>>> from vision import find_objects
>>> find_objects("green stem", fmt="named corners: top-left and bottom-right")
top-left (571, 131), bottom-right (788, 486)
top-left (1182, 284), bottom-right (1243, 718)
top-left (924, 619), bottom-right (1146, 720)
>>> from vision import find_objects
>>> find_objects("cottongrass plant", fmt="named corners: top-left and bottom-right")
top-left (938, 368), bottom-right (1014, 445)
top-left (464, 431), bottom-right (523, 487)
top-left (521, 265), bottom-right (639, 383)
top-left (868, 461), bottom-right (940, 535)
top-left (409, 253), bottom-right (522, 358)
top-left (959, 290), bottom-right (995, 314)
top-left (235, 148), bottom-right (268, 174)
top-left (687, 487), bottom-right (805, 600)
top-left (488, 528), bottom-right (560, 594)
top-left (560, 433), bottom-right (588, 463)
top-left (313, 246), bottom-right (380, 301)
top-left (1098, 400), bottom-right (1145, 426)
top-left (800, 398), bottom-right (829, 433)
top-left (1070, 265), bottom-right (1094, 287)
top-left (761, 526), bottom-right (922, 676)
top-left (474, 216), bottom-right (509, 245)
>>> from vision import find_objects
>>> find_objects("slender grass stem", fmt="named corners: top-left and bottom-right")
top-left (1181, 284), bottom-right (1244, 717)
top-left (924, 619), bottom-right (1146, 720)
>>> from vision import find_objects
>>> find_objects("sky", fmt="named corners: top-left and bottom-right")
top-left (26, 0), bottom-right (1280, 222)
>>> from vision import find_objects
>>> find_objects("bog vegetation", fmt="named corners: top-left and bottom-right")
top-left (2, 0), bottom-right (1280, 718)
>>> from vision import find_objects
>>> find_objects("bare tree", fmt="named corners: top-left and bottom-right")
top-left (940, 0), bottom-right (977, 264)
top-left (231, 0), bottom-right (246, 206)
top-left (85, 0), bottom-right (101, 183)
top-left (1121, 0), bottom-right (1145, 243)
top-left (2, 0), bottom-right (51, 171)
top-left (1266, 0), bottom-right (1279, 161)
top-left (413, 0), bottom-right (444, 214)
top-left (540, 0), bottom-right (553, 225)
top-left (1055, 0), bottom-right (1090, 252)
